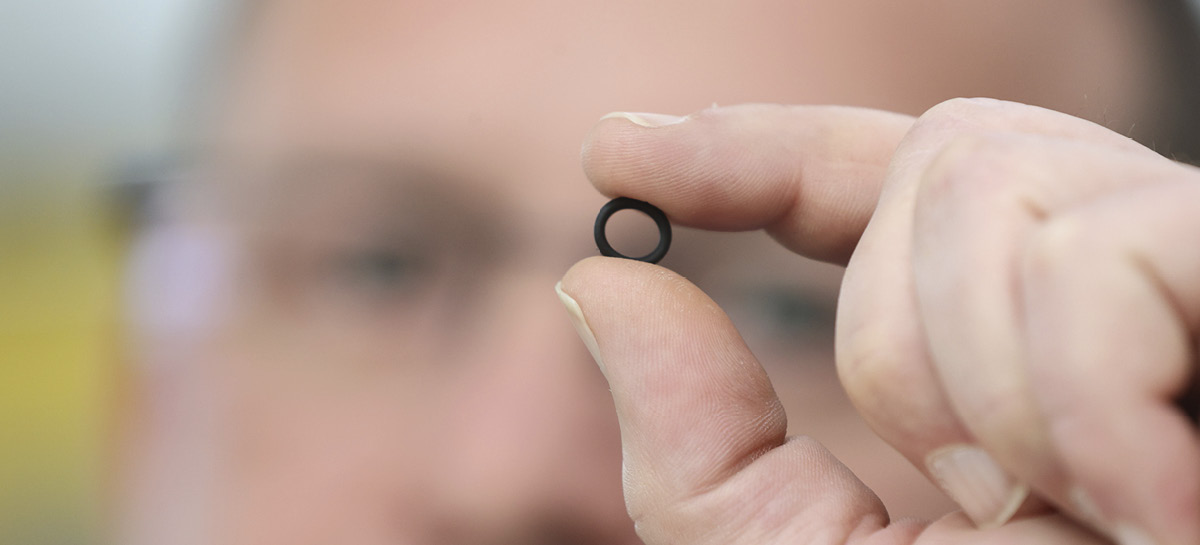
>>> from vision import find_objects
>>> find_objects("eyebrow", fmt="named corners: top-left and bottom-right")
top-left (239, 155), bottom-right (482, 209)
top-left (191, 153), bottom-right (512, 253)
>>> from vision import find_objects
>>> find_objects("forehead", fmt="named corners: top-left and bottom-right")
top-left (211, 0), bottom-right (1148, 208)
top-left (216, 0), bottom-right (879, 168)
top-left (213, 0), bottom-right (846, 212)
top-left (225, 0), bottom-right (830, 111)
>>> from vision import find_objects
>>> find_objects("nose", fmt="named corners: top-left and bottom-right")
top-left (425, 268), bottom-right (634, 543)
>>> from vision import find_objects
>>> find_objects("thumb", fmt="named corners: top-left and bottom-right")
top-left (556, 256), bottom-right (918, 545)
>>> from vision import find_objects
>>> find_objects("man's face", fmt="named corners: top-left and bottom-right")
top-left (127, 1), bottom-right (1157, 543)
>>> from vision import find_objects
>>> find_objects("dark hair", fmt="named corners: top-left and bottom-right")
top-left (1147, 0), bottom-right (1200, 164)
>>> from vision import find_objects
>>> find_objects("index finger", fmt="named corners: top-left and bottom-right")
top-left (581, 104), bottom-right (914, 264)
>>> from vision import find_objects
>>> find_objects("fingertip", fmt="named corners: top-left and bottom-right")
top-left (560, 256), bottom-right (683, 309)
top-left (581, 109), bottom-right (704, 203)
top-left (559, 256), bottom-right (721, 374)
top-left (581, 103), bottom-right (917, 263)
top-left (559, 255), bottom-right (615, 295)
top-left (924, 444), bottom-right (1029, 529)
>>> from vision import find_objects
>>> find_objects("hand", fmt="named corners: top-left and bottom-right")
top-left (558, 99), bottom-right (1200, 544)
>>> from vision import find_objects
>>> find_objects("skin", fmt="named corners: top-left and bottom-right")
top-left (120, 1), bottom-right (1188, 544)
top-left (568, 100), bottom-right (1200, 544)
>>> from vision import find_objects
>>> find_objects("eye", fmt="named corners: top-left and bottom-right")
top-left (733, 286), bottom-right (837, 347)
top-left (328, 247), bottom-right (430, 297)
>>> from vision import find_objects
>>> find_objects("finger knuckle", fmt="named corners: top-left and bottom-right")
top-left (911, 97), bottom-right (1004, 136)
top-left (915, 97), bottom-right (1016, 132)
top-left (958, 385), bottom-right (1035, 436)
top-left (904, 102), bottom-right (1038, 207)
top-left (918, 133), bottom-right (1030, 209)
top-left (1023, 214), bottom-right (1095, 279)
top-left (836, 322), bottom-right (923, 412)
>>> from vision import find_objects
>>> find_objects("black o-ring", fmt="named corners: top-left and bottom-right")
top-left (594, 197), bottom-right (672, 264)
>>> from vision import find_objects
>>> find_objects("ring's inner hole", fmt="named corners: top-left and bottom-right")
top-left (606, 208), bottom-right (660, 257)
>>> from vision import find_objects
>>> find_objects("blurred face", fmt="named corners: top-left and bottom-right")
top-left (125, 1), bottom-right (1161, 544)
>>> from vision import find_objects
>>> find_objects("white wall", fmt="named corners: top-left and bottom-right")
top-left (0, 0), bottom-right (225, 168)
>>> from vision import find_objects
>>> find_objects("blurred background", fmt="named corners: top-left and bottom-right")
top-left (3, 2), bottom-right (1199, 544)
top-left (0, 1), bottom-right (224, 542)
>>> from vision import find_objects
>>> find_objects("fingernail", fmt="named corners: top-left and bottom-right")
top-left (1069, 486), bottom-right (1108, 530)
top-left (1070, 487), bottom-right (1161, 545)
top-left (926, 444), bottom-right (1029, 529)
top-left (555, 282), bottom-right (606, 375)
top-left (599, 111), bottom-right (687, 128)
top-left (1113, 525), bottom-right (1160, 545)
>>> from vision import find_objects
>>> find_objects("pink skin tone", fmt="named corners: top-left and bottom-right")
top-left (122, 1), bottom-right (1163, 544)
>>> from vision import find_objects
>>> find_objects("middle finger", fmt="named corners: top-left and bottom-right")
top-left (837, 97), bottom-right (1154, 528)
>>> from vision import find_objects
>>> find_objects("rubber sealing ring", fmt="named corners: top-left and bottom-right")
top-left (594, 197), bottom-right (672, 264)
